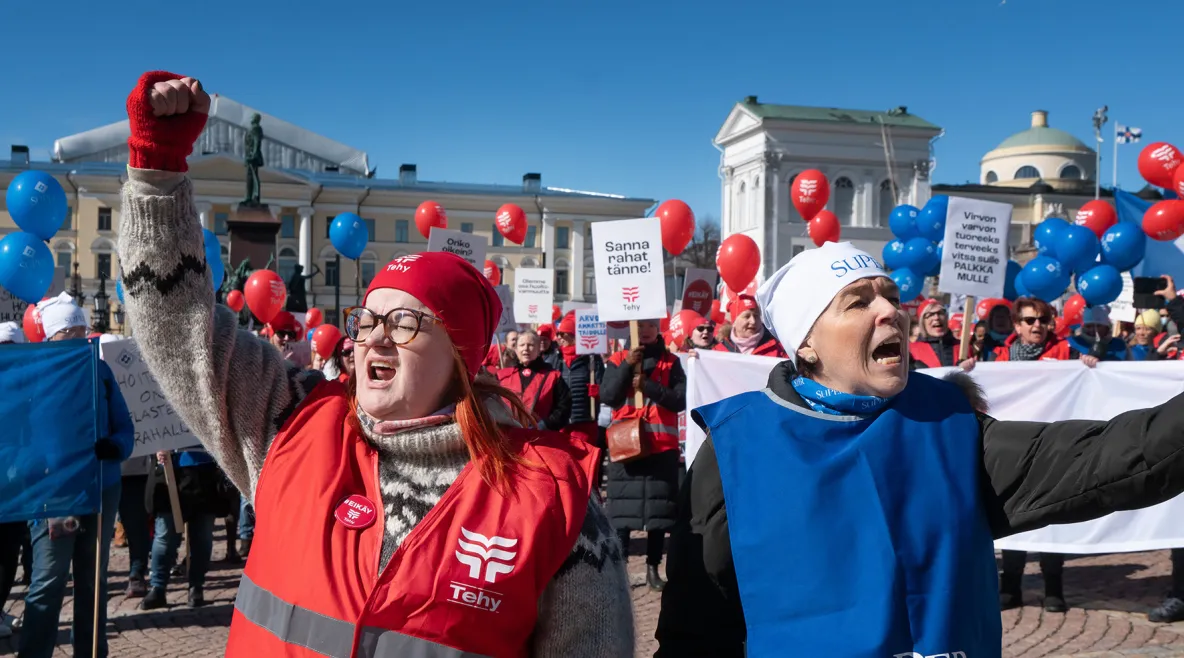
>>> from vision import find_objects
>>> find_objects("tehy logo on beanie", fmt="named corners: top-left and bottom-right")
top-left (757, 242), bottom-right (888, 357)
top-left (385, 254), bottom-right (422, 274)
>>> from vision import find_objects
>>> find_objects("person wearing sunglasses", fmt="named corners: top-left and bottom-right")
top-left (114, 71), bottom-right (632, 658)
top-left (992, 297), bottom-right (1071, 362)
top-left (265, 311), bottom-right (310, 369)
top-left (687, 320), bottom-right (718, 350)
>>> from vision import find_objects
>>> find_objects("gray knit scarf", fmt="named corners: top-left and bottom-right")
top-left (1009, 340), bottom-right (1046, 361)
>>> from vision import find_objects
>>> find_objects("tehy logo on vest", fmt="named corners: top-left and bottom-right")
top-left (455, 527), bottom-right (518, 583)
top-left (830, 254), bottom-right (882, 277)
top-left (333, 494), bottom-right (377, 530)
top-left (894, 652), bottom-right (967, 658)
top-left (385, 254), bottom-right (422, 274)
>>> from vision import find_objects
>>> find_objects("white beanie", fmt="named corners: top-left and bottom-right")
top-left (1081, 305), bottom-right (1111, 326)
top-left (36, 292), bottom-right (88, 339)
top-left (0, 322), bottom-right (23, 344)
top-left (756, 242), bottom-right (888, 354)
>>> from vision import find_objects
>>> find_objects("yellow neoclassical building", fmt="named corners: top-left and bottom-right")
top-left (0, 93), bottom-right (654, 329)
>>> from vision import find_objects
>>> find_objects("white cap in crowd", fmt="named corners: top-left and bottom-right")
top-left (36, 292), bottom-right (88, 339)
top-left (756, 242), bottom-right (888, 354)
top-left (0, 322), bottom-right (24, 344)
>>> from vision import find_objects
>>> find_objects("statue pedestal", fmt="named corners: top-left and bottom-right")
top-left (228, 203), bottom-right (280, 272)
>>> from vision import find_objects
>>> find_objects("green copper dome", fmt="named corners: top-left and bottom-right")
top-left (992, 111), bottom-right (1092, 152)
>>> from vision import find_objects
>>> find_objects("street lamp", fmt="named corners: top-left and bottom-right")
top-left (113, 304), bottom-right (125, 335)
top-left (1092, 105), bottom-right (1109, 199)
top-left (93, 271), bottom-right (110, 333)
top-left (70, 262), bottom-right (82, 300)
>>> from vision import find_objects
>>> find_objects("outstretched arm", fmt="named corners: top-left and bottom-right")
top-left (116, 71), bottom-right (322, 501)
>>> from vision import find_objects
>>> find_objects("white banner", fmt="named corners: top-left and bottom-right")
top-left (939, 196), bottom-right (1013, 298)
top-left (100, 338), bottom-right (200, 457)
top-left (493, 285), bottom-right (515, 333)
top-left (513, 268), bottom-right (553, 325)
top-left (575, 308), bottom-right (607, 355)
top-left (686, 354), bottom-right (1184, 553)
top-left (591, 218), bottom-right (667, 321)
top-left (427, 228), bottom-right (488, 271)
top-left (680, 268), bottom-right (717, 316)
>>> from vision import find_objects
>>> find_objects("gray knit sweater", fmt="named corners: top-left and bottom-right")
top-left (116, 168), bottom-right (633, 657)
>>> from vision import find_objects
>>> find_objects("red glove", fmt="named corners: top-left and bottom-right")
top-left (126, 71), bottom-right (209, 172)
top-left (587, 384), bottom-right (600, 399)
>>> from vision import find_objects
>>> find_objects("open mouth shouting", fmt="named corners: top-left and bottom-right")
top-left (871, 336), bottom-right (903, 367)
top-left (366, 358), bottom-right (397, 386)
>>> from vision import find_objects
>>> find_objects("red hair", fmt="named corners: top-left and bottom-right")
top-left (347, 348), bottom-right (535, 494)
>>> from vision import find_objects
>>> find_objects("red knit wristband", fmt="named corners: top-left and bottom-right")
top-left (126, 71), bottom-right (209, 172)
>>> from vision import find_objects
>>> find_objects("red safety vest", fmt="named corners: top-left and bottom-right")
top-left (606, 350), bottom-right (680, 454)
top-left (225, 381), bottom-right (597, 658)
top-left (495, 366), bottom-right (560, 420)
top-left (991, 335), bottom-right (1071, 362)
top-left (907, 340), bottom-right (964, 369)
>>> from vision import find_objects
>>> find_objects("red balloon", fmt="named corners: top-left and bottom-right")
top-left (659, 315), bottom-right (671, 334)
top-left (791, 170), bottom-right (830, 221)
top-left (1143, 200), bottom-right (1184, 241)
top-left (1138, 142), bottom-right (1184, 189)
top-left (482, 260), bottom-right (501, 286)
top-left (808, 210), bottom-right (841, 247)
top-left (1054, 316), bottom-right (1072, 339)
top-left (709, 299), bottom-right (725, 325)
top-left (415, 201), bottom-right (447, 239)
top-left (305, 308), bottom-right (323, 329)
top-left (552, 305), bottom-right (561, 322)
top-left (1063, 293), bottom-right (1086, 326)
top-left (244, 270), bottom-right (287, 324)
top-left (311, 324), bottom-right (342, 360)
top-left (495, 204), bottom-right (528, 244)
top-left (669, 310), bottom-right (706, 344)
top-left (681, 279), bottom-right (714, 315)
top-left (656, 199), bottom-right (695, 256)
top-left (716, 234), bottom-right (761, 292)
top-left (22, 301), bottom-right (45, 343)
top-left (1073, 200), bottom-right (1117, 238)
top-left (975, 298), bottom-right (1011, 321)
top-left (948, 312), bottom-right (964, 335)
top-left (1172, 164), bottom-right (1184, 200)
top-left (226, 289), bottom-right (245, 313)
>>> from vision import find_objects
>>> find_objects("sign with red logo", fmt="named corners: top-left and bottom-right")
top-left (575, 308), bottom-right (607, 355)
top-left (591, 217), bottom-right (668, 322)
top-left (680, 268), bottom-right (717, 315)
top-left (513, 268), bottom-right (553, 325)
top-left (334, 494), bottom-right (377, 530)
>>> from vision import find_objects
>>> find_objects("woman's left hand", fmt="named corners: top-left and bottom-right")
top-left (958, 358), bottom-right (976, 372)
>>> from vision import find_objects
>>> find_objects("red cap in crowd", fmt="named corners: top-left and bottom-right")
top-left (363, 252), bottom-right (500, 379)
top-left (537, 324), bottom-right (556, 340)
top-left (268, 311), bottom-right (300, 335)
top-left (918, 298), bottom-right (945, 321)
top-left (727, 294), bottom-right (758, 321)
top-left (557, 311), bottom-right (576, 335)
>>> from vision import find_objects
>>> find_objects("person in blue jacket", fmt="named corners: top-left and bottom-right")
top-left (655, 242), bottom-right (1184, 658)
top-left (20, 294), bottom-right (134, 658)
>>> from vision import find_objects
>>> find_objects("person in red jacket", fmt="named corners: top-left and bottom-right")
top-left (712, 295), bottom-right (787, 358)
top-left (908, 299), bottom-right (977, 369)
top-left (992, 297), bottom-right (1072, 363)
top-left (114, 71), bottom-right (632, 657)
top-left (496, 329), bottom-right (572, 431)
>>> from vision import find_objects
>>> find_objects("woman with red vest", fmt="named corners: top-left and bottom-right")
top-left (600, 318), bottom-right (686, 592)
top-left (555, 312), bottom-right (604, 447)
top-left (115, 71), bottom-right (633, 658)
top-left (496, 329), bottom-right (571, 431)
top-left (908, 299), bottom-right (977, 369)
top-left (712, 295), bottom-right (787, 358)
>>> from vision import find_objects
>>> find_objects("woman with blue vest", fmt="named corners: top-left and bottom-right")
top-left (655, 241), bottom-right (1184, 658)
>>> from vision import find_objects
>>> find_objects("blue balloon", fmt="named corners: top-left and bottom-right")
top-left (0, 232), bottom-right (54, 303)
top-left (916, 196), bottom-right (949, 241)
top-left (115, 278), bottom-right (125, 304)
top-left (330, 212), bottom-right (369, 259)
top-left (890, 267), bottom-right (923, 301)
top-left (1020, 255), bottom-right (1070, 302)
top-left (882, 239), bottom-right (907, 270)
top-left (1100, 222), bottom-right (1146, 271)
top-left (1034, 217), bottom-right (1070, 258)
top-left (209, 257), bottom-right (225, 292)
top-left (1077, 264), bottom-right (1123, 306)
top-left (307, 329), bottom-right (315, 342)
top-left (1014, 273), bottom-right (1031, 299)
top-left (1053, 224), bottom-right (1101, 273)
top-left (1002, 260), bottom-right (1023, 301)
top-left (901, 237), bottom-right (938, 274)
top-left (5, 171), bottom-right (68, 241)
top-left (203, 229), bottom-right (221, 258)
top-left (888, 205), bottom-right (921, 241)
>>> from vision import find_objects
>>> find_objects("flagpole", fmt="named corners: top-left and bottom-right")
top-left (1113, 123), bottom-right (1120, 191)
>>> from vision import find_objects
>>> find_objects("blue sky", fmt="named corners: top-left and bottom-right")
top-left (3, 0), bottom-right (1179, 223)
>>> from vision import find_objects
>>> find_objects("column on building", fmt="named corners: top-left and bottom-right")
top-left (861, 177), bottom-right (876, 228)
top-left (195, 201), bottom-right (213, 231)
top-left (297, 206), bottom-right (314, 274)
top-left (721, 168), bottom-right (734, 236)
top-left (542, 208), bottom-right (556, 269)
top-left (571, 220), bottom-right (586, 301)
top-left (762, 151), bottom-right (784, 276)
top-left (909, 160), bottom-right (932, 209)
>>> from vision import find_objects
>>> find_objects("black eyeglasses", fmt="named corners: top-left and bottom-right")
top-left (695, 325), bottom-right (714, 332)
top-left (343, 306), bottom-right (444, 345)
top-left (275, 330), bottom-right (297, 339)
top-left (923, 310), bottom-right (949, 319)
top-left (1019, 315), bottom-right (1051, 326)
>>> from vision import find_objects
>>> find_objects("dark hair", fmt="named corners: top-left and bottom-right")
top-left (1013, 297), bottom-right (1053, 322)
top-left (942, 371), bottom-right (989, 414)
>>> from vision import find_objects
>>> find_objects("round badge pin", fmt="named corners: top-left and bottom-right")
top-left (522, 369), bottom-right (532, 377)
top-left (334, 494), bottom-right (377, 530)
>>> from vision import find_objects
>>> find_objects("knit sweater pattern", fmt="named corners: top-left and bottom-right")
top-left (116, 169), bottom-right (633, 657)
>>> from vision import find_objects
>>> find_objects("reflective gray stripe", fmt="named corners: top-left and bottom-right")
top-left (643, 423), bottom-right (680, 436)
top-left (236, 574), bottom-right (492, 658)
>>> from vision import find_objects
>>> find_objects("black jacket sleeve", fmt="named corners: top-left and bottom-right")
top-left (599, 355), bottom-right (632, 409)
top-left (1167, 297), bottom-right (1184, 330)
top-left (981, 390), bottom-right (1184, 538)
top-left (643, 358), bottom-right (687, 414)
top-left (655, 436), bottom-right (746, 657)
top-left (544, 375), bottom-right (571, 431)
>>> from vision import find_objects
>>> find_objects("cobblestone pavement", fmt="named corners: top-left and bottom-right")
top-left (6, 524), bottom-right (1184, 657)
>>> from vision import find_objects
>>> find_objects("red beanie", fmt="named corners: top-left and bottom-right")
top-left (537, 324), bottom-right (556, 340)
top-left (363, 252), bottom-right (500, 379)
top-left (268, 311), bottom-right (300, 334)
top-left (727, 294), bottom-right (758, 321)
top-left (918, 298), bottom-right (945, 321)
top-left (557, 311), bottom-right (576, 335)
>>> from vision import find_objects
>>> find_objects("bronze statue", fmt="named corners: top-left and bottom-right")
top-left (243, 113), bottom-right (265, 207)
top-left (222, 259), bottom-right (255, 326)
top-left (285, 263), bottom-right (321, 313)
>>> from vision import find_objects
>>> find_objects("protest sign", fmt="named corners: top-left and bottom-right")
top-left (0, 267), bottom-right (67, 325)
top-left (681, 268), bottom-right (717, 316)
top-left (575, 308), bottom-right (607, 355)
top-left (100, 339), bottom-right (199, 457)
top-left (591, 218), bottom-right (667, 321)
top-left (561, 300), bottom-right (594, 315)
top-left (513, 268), bottom-right (554, 325)
top-left (493, 285), bottom-right (515, 333)
top-left (427, 227), bottom-right (488, 271)
top-left (1109, 272), bottom-right (1136, 324)
top-left (938, 197), bottom-right (1013, 298)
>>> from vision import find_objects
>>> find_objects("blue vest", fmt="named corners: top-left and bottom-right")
top-left (696, 372), bottom-right (999, 658)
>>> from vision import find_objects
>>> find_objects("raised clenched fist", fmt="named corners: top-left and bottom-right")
top-left (148, 77), bottom-right (210, 117)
